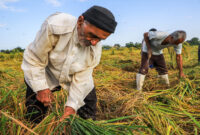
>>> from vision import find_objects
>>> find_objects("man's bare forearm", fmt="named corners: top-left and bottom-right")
top-left (176, 54), bottom-right (185, 78)
top-left (143, 32), bottom-right (152, 59)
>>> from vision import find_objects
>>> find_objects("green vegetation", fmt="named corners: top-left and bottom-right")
top-left (0, 45), bottom-right (200, 134)
top-left (0, 47), bottom-right (24, 54)
top-left (186, 37), bottom-right (200, 46)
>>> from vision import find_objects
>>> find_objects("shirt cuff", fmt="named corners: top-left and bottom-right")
top-left (29, 79), bottom-right (49, 93)
top-left (65, 95), bottom-right (85, 112)
top-left (175, 50), bottom-right (182, 54)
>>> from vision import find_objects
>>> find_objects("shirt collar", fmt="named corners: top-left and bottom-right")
top-left (73, 24), bottom-right (81, 47)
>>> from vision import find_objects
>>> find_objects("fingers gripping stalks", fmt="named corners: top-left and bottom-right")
top-left (36, 89), bottom-right (55, 107)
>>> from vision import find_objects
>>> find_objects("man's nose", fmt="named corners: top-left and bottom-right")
top-left (90, 40), bottom-right (99, 46)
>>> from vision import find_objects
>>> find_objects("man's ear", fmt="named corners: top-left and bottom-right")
top-left (170, 35), bottom-right (174, 43)
top-left (77, 16), bottom-right (84, 27)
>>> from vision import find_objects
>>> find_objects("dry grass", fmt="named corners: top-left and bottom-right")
top-left (0, 46), bottom-right (200, 134)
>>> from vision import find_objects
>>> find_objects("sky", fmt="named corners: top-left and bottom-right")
top-left (0, 0), bottom-right (200, 50)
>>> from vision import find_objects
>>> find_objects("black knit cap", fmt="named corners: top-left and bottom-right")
top-left (82, 5), bottom-right (117, 33)
top-left (149, 28), bottom-right (157, 32)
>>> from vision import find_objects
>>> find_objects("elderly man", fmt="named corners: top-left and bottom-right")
top-left (21, 5), bottom-right (117, 123)
top-left (136, 29), bottom-right (186, 90)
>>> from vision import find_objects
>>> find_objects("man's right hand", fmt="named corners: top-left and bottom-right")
top-left (60, 106), bottom-right (76, 122)
top-left (36, 89), bottom-right (54, 107)
top-left (143, 32), bottom-right (152, 59)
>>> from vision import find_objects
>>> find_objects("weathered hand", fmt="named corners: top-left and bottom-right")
top-left (179, 72), bottom-right (186, 78)
top-left (60, 106), bottom-right (76, 121)
top-left (36, 89), bottom-right (54, 107)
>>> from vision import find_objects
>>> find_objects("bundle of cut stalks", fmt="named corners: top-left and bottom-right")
top-left (52, 115), bottom-right (147, 135)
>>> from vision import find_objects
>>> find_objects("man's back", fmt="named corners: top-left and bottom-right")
top-left (142, 31), bottom-right (182, 55)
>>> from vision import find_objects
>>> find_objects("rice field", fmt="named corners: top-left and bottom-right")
top-left (0, 45), bottom-right (199, 134)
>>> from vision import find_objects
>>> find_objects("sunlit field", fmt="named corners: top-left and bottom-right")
top-left (0, 45), bottom-right (199, 134)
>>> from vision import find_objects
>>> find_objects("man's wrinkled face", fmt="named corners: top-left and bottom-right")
top-left (169, 31), bottom-right (186, 45)
top-left (78, 21), bottom-right (93, 46)
top-left (161, 31), bottom-right (186, 45)
top-left (171, 37), bottom-right (185, 45)
top-left (77, 16), bottom-right (111, 47)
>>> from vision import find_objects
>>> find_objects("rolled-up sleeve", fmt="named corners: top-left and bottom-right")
top-left (65, 68), bottom-right (94, 111)
top-left (65, 44), bottom-right (102, 111)
top-left (21, 21), bottom-right (54, 93)
top-left (174, 43), bottom-right (182, 54)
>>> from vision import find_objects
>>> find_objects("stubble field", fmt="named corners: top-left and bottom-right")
top-left (0, 45), bottom-right (200, 134)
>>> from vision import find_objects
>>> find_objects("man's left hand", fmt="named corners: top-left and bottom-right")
top-left (60, 106), bottom-right (76, 121)
top-left (179, 72), bottom-right (186, 78)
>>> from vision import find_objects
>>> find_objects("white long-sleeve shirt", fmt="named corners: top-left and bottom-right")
top-left (142, 31), bottom-right (182, 55)
top-left (21, 12), bottom-right (102, 111)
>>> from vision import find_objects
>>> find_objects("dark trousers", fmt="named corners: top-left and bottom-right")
top-left (139, 52), bottom-right (168, 75)
top-left (25, 81), bottom-right (97, 123)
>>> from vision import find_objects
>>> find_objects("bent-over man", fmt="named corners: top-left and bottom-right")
top-left (21, 5), bottom-right (117, 123)
top-left (136, 29), bottom-right (186, 90)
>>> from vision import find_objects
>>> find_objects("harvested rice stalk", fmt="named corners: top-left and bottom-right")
top-left (52, 115), bottom-right (147, 135)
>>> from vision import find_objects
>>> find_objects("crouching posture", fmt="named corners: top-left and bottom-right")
top-left (136, 29), bottom-right (186, 90)
top-left (21, 6), bottom-right (117, 123)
